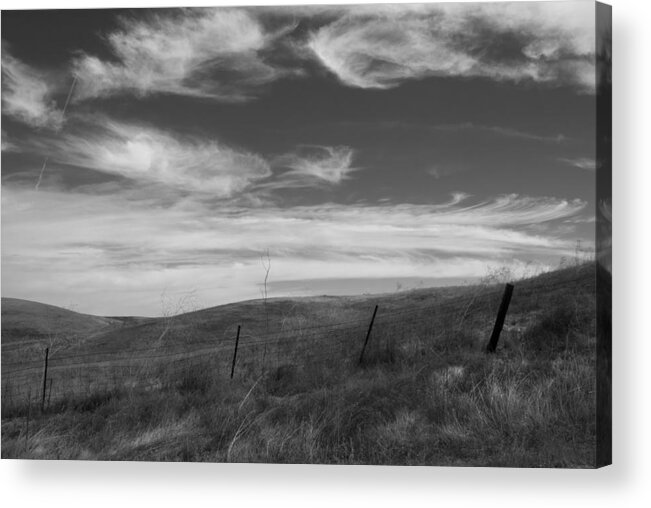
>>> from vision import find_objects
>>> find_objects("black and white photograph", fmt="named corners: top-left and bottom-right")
top-left (1, 1), bottom-right (611, 467)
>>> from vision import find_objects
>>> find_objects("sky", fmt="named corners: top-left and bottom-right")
top-left (1, 1), bottom-right (599, 316)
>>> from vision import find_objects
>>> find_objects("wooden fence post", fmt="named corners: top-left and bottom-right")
top-left (230, 325), bottom-right (241, 379)
top-left (486, 283), bottom-right (514, 353)
top-left (358, 305), bottom-right (379, 365)
top-left (40, 347), bottom-right (49, 413)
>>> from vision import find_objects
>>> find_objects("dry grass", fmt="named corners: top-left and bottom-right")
top-left (1, 264), bottom-right (598, 466)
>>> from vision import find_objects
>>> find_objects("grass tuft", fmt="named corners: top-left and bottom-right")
top-left (2, 263), bottom-right (599, 466)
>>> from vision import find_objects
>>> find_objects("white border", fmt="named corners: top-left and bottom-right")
top-left (1, 0), bottom-right (649, 507)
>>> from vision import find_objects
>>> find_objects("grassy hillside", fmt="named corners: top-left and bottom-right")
top-left (1, 263), bottom-right (599, 466)
top-left (1, 298), bottom-right (123, 343)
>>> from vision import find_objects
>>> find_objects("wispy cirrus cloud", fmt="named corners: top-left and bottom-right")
top-left (2, 187), bottom-right (588, 314)
top-left (308, 2), bottom-right (595, 91)
top-left (1, 129), bottom-right (18, 152)
top-left (27, 116), bottom-right (271, 196)
top-left (559, 157), bottom-right (597, 171)
top-left (19, 117), bottom-right (362, 197)
top-left (428, 122), bottom-right (567, 143)
top-left (427, 165), bottom-right (460, 180)
top-left (262, 145), bottom-right (358, 190)
top-left (72, 8), bottom-right (294, 101)
top-left (1, 48), bottom-right (63, 128)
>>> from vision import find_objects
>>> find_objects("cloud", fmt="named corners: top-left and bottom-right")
top-left (307, 2), bottom-right (595, 91)
top-left (28, 116), bottom-right (271, 196)
top-left (2, 187), bottom-right (588, 315)
top-left (263, 145), bottom-right (358, 189)
top-left (1, 48), bottom-right (63, 128)
top-left (72, 8), bottom-right (292, 101)
top-left (17, 116), bottom-right (359, 198)
top-left (475, 125), bottom-right (566, 143)
top-left (332, 120), bottom-right (568, 145)
top-left (559, 157), bottom-right (597, 171)
top-left (427, 167), bottom-right (451, 180)
top-left (426, 164), bottom-right (470, 180)
top-left (1, 129), bottom-right (18, 152)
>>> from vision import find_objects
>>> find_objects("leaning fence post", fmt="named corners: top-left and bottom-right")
top-left (486, 283), bottom-right (514, 353)
top-left (230, 325), bottom-right (241, 379)
top-left (40, 347), bottom-right (49, 413)
top-left (358, 305), bottom-right (379, 365)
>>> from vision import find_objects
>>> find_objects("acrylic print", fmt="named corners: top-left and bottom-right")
top-left (1, 2), bottom-right (611, 467)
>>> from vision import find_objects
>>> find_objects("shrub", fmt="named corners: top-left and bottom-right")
top-left (264, 364), bottom-right (300, 396)
top-left (522, 297), bottom-right (593, 356)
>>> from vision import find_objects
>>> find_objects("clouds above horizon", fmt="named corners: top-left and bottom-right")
top-left (559, 157), bottom-right (597, 171)
top-left (1, 3), bottom-right (600, 315)
top-left (264, 145), bottom-right (358, 189)
top-left (308, 2), bottom-right (595, 91)
top-left (1, 186), bottom-right (589, 314)
top-left (18, 115), bottom-right (364, 197)
top-left (1, 48), bottom-right (64, 128)
top-left (72, 8), bottom-right (294, 101)
top-left (1, 2), bottom-right (597, 126)
top-left (26, 116), bottom-right (271, 195)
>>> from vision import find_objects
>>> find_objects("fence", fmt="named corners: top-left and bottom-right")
top-left (1, 269), bottom-right (595, 414)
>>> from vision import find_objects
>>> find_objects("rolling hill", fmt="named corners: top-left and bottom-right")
top-left (1, 262), bottom-right (594, 363)
top-left (1, 298), bottom-right (124, 344)
top-left (1, 262), bottom-right (601, 466)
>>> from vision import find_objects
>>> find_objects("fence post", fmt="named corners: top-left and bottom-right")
top-left (358, 305), bottom-right (379, 365)
top-left (230, 325), bottom-right (241, 379)
top-left (486, 283), bottom-right (514, 353)
top-left (40, 347), bottom-right (49, 413)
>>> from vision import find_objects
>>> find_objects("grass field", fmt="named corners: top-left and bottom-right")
top-left (1, 262), bottom-right (600, 466)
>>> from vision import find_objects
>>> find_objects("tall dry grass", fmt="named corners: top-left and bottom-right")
top-left (1, 264), bottom-right (598, 466)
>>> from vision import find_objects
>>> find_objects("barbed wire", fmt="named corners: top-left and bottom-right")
top-left (1, 268), bottom-right (596, 406)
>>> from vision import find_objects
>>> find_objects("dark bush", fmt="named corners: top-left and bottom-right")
top-left (522, 298), bottom-right (592, 355)
top-left (264, 364), bottom-right (300, 396)
top-left (360, 343), bottom-right (399, 368)
top-left (174, 366), bottom-right (213, 395)
top-left (73, 390), bottom-right (120, 413)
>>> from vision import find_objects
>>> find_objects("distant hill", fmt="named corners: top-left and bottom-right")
top-left (0, 298), bottom-right (123, 344)
top-left (1, 262), bottom-right (601, 466)
top-left (1, 262), bottom-right (596, 359)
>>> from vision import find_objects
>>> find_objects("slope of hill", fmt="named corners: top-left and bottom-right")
top-left (1, 262), bottom-right (601, 466)
top-left (0, 298), bottom-right (123, 344)
top-left (90, 261), bottom-right (594, 349)
top-left (1, 262), bottom-right (595, 366)
top-left (1, 278), bottom-right (480, 360)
